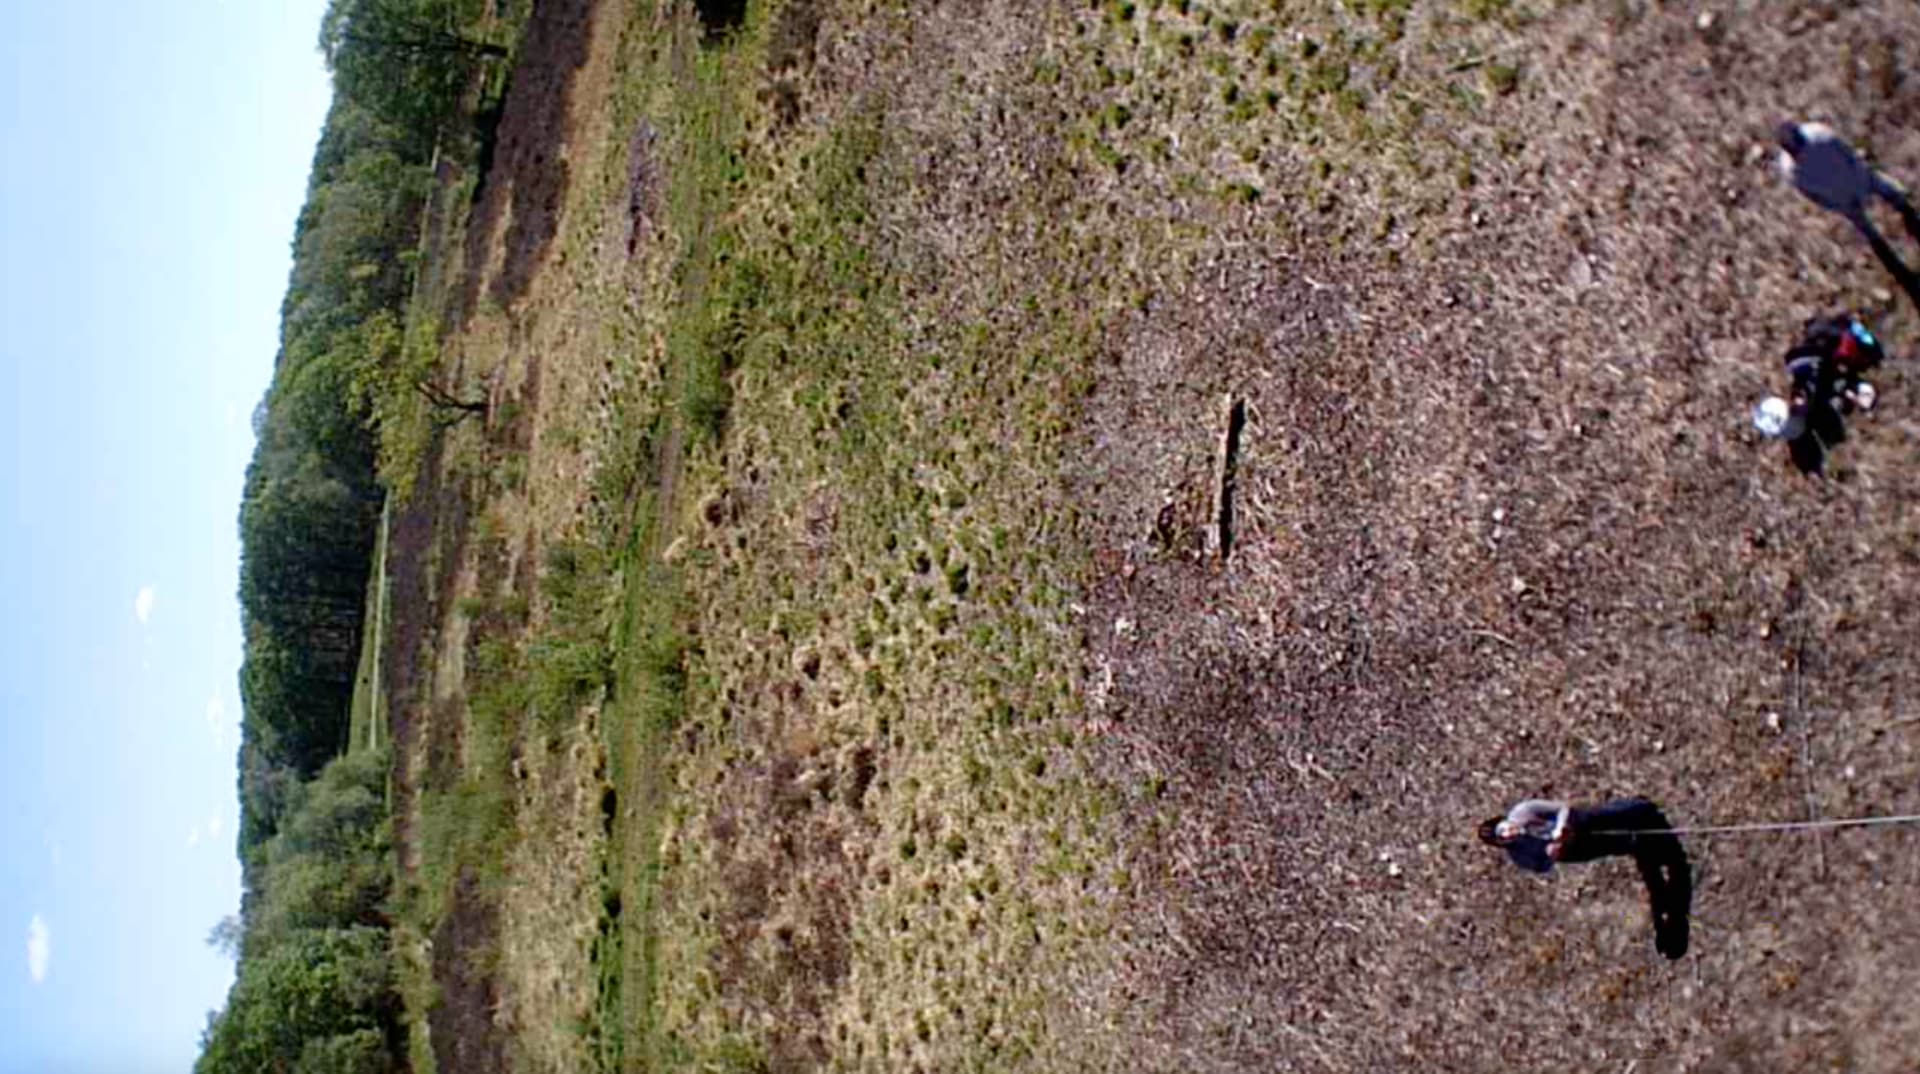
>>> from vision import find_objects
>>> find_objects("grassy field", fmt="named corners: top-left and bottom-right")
top-left (378, 0), bottom-right (1920, 1071)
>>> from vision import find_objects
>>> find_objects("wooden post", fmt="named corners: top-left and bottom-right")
top-left (1209, 395), bottom-right (1245, 561)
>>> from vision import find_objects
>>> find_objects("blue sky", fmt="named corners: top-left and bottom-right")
top-left (0, 3), bottom-right (332, 1071)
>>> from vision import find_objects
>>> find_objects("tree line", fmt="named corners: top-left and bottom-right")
top-left (202, 2), bottom-right (511, 1071)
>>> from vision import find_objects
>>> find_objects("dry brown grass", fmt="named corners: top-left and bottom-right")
top-left (387, 0), bottom-right (1920, 1071)
top-left (387, 0), bottom-right (660, 1070)
top-left (1062, 1), bottom-right (1920, 1071)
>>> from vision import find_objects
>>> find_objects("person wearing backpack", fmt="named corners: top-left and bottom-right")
top-left (1753, 311), bottom-right (1885, 474)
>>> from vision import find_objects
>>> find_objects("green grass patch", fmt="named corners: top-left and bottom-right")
top-left (1457, 0), bottom-right (1514, 23)
top-left (604, 545), bottom-right (691, 1072)
top-left (347, 499), bottom-right (391, 755)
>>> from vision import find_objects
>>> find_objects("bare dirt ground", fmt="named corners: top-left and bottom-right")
top-left (428, 873), bottom-right (512, 1074)
top-left (1064, 2), bottom-right (1920, 1070)
top-left (389, 0), bottom-right (1920, 1071)
top-left (385, 438), bottom-right (471, 871)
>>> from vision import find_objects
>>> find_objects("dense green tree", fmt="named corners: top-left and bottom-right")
top-left (320, 0), bottom-right (502, 141)
top-left (237, 738), bottom-right (302, 857)
top-left (250, 749), bottom-right (393, 951)
top-left (206, 915), bottom-right (244, 961)
top-left (196, 926), bottom-right (396, 1074)
top-left (296, 1030), bottom-right (392, 1074)
top-left (236, 405), bottom-right (379, 790)
top-left (207, 753), bottom-right (399, 1073)
top-left (282, 142), bottom-right (426, 350)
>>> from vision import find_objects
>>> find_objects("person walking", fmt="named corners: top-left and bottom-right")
top-left (1479, 796), bottom-right (1692, 959)
top-left (1778, 120), bottom-right (1920, 312)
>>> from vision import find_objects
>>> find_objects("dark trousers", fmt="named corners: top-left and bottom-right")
top-left (1559, 798), bottom-right (1692, 959)
top-left (1787, 398), bottom-right (1849, 476)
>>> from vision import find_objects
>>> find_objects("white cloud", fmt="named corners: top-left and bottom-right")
top-left (208, 812), bottom-right (224, 841)
top-left (206, 693), bottom-right (228, 750)
top-left (25, 915), bottom-right (49, 984)
top-left (186, 826), bottom-right (202, 850)
top-left (134, 586), bottom-right (156, 624)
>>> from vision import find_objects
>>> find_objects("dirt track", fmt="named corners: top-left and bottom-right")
top-left (458, 0), bottom-right (598, 321)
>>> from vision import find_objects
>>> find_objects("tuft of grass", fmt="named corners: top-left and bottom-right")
top-left (1455, 157), bottom-right (1478, 189)
top-left (703, 1035), bottom-right (771, 1073)
top-left (531, 634), bottom-right (614, 726)
top-left (588, 865), bottom-right (626, 1072)
top-left (1486, 62), bottom-right (1521, 96)
top-left (1458, 0), bottom-right (1514, 23)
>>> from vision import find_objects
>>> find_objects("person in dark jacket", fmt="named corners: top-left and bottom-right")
top-left (1478, 796), bottom-right (1692, 959)
top-left (1754, 311), bottom-right (1885, 474)
top-left (1778, 121), bottom-right (1920, 312)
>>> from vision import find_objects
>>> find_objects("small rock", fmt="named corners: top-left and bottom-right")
top-left (1569, 257), bottom-right (1594, 290)
top-left (1696, 10), bottom-right (1716, 31)
top-left (1387, 861), bottom-right (1404, 878)
top-left (1492, 506), bottom-right (1507, 523)
top-left (1844, 765), bottom-right (1857, 780)
top-left (1766, 711), bottom-right (1782, 733)
top-left (1872, 286), bottom-right (1895, 305)
top-left (1652, 738), bottom-right (1665, 752)
top-left (1510, 576), bottom-right (1530, 596)
top-left (1113, 616), bottom-right (1136, 639)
